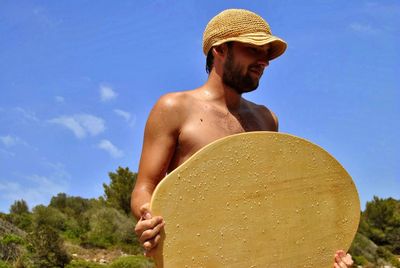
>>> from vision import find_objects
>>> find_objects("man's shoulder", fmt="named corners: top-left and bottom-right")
top-left (242, 98), bottom-right (279, 131)
top-left (152, 89), bottom-right (198, 114)
top-left (243, 98), bottom-right (272, 113)
top-left (157, 90), bottom-right (193, 106)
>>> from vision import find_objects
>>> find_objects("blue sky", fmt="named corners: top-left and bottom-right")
top-left (0, 1), bottom-right (398, 212)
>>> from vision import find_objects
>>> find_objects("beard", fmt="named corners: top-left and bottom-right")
top-left (222, 49), bottom-right (261, 94)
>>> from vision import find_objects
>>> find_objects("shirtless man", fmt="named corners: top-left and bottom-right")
top-left (131, 9), bottom-right (353, 268)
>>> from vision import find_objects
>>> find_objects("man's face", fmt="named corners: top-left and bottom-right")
top-left (222, 42), bottom-right (269, 94)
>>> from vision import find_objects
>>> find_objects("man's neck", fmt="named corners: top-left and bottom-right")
top-left (201, 69), bottom-right (243, 110)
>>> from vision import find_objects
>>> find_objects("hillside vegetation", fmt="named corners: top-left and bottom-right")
top-left (0, 167), bottom-right (399, 267)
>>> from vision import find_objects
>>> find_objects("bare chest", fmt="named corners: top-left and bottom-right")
top-left (168, 106), bottom-right (274, 170)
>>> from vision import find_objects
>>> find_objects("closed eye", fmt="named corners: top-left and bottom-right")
top-left (248, 47), bottom-right (259, 54)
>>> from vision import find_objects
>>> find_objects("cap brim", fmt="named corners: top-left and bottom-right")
top-left (211, 32), bottom-right (287, 61)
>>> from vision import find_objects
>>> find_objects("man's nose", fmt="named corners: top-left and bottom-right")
top-left (257, 59), bottom-right (269, 68)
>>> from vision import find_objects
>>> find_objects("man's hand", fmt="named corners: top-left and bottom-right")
top-left (334, 250), bottom-right (353, 268)
top-left (134, 203), bottom-right (165, 256)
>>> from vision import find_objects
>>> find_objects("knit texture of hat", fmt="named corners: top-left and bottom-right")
top-left (202, 9), bottom-right (286, 60)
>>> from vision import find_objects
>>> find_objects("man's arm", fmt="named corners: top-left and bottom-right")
top-left (131, 93), bottom-right (184, 217)
top-left (258, 104), bottom-right (279, 132)
top-left (131, 93), bottom-right (185, 254)
top-left (270, 110), bottom-right (279, 132)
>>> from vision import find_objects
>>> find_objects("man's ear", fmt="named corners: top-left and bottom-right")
top-left (212, 44), bottom-right (228, 58)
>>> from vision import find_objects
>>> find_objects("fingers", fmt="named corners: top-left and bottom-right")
top-left (334, 250), bottom-right (353, 268)
top-left (139, 220), bottom-right (165, 243)
top-left (134, 203), bottom-right (165, 255)
top-left (334, 254), bottom-right (346, 268)
top-left (342, 254), bottom-right (354, 266)
top-left (135, 216), bottom-right (164, 235)
top-left (143, 233), bottom-right (162, 252)
top-left (140, 203), bottom-right (151, 219)
top-left (335, 250), bottom-right (345, 257)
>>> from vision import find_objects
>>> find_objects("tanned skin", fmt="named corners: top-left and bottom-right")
top-left (131, 42), bottom-right (353, 267)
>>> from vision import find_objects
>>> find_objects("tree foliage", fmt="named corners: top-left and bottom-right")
top-left (49, 193), bottom-right (103, 239)
top-left (9, 200), bottom-right (29, 215)
top-left (50, 193), bottom-right (96, 218)
top-left (32, 205), bottom-right (68, 232)
top-left (103, 167), bottom-right (137, 215)
top-left (83, 207), bottom-right (137, 248)
top-left (361, 196), bottom-right (400, 254)
top-left (29, 224), bottom-right (71, 268)
top-left (349, 197), bottom-right (400, 266)
top-left (0, 167), bottom-right (146, 267)
top-left (0, 234), bottom-right (25, 263)
top-left (109, 255), bottom-right (154, 268)
top-left (26, 204), bottom-right (73, 267)
top-left (6, 168), bottom-right (398, 268)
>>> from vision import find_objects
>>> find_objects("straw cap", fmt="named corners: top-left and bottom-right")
top-left (202, 9), bottom-right (287, 60)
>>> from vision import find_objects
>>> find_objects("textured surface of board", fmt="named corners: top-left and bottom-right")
top-left (150, 132), bottom-right (360, 268)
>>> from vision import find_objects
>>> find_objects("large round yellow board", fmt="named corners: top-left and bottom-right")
top-left (150, 132), bottom-right (360, 268)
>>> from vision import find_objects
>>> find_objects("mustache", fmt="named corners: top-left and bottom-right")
top-left (249, 63), bottom-right (265, 70)
top-left (248, 64), bottom-right (265, 75)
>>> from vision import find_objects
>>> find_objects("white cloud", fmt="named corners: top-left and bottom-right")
top-left (49, 114), bottom-right (105, 139)
top-left (76, 114), bottom-right (105, 136)
top-left (0, 135), bottom-right (27, 147)
top-left (0, 135), bottom-right (18, 147)
top-left (49, 116), bottom-right (86, 138)
top-left (14, 107), bottom-right (39, 122)
top-left (0, 148), bottom-right (15, 158)
top-left (100, 85), bottom-right (117, 102)
top-left (114, 109), bottom-right (131, 121)
top-left (113, 109), bottom-right (137, 127)
top-left (55, 96), bottom-right (64, 103)
top-left (0, 175), bottom-right (68, 210)
top-left (98, 139), bottom-right (124, 158)
top-left (0, 162), bottom-right (70, 212)
top-left (349, 23), bottom-right (378, 34)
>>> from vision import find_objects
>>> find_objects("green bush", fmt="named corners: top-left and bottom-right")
top-left (103, 167), bottom-right (138, 215)
top-left (0, 234), bottom-right (26, 263)
top-left (65, 259), bottom-right (104, 268)
top-left (9, 213), bottom-right (32, 232)
top-left (32, 205), bottom-right (67, 231)
top-left (50, 193), bottom-right (95, 219)
top-left (83, 207), bottom-right (136, 248)
top-left (363, 196), bottom-right (400, 253)
top-left (117, 243), bottom-right (144, 256)
top-left (352, 255), bottom-right (369, 266)
top-left (29, 224), bottom-right (71, 268)
top-left (62, 217), bottom-right (88, 241)
top-left (9, 200), bottom-right (29, 215)
top-left (376, 246), bottom-right (400, 267)
top-left (109, 255), bottom-right (154, 268)
top-left (0, 260), bottom-right (12, 268)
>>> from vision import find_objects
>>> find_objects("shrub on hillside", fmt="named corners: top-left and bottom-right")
top-left (50, 193), bottom-right (97, 219)
top-left (29, 224), bottom-right (71, 267)
top-left (83, 207), bottom-right (136, 248)
top-left (9, 200), bottom-right (29, 215)
top-left (376, 246), bottom-right (400, 267)
top-left (362, 196), bottom-right (400, 253)
top-left (109, 255), bottom-right (154, 268)
top-left (0, 234), bottom-right (25, 262)
top-left (8, 213), bottom-right (32, 232)
top-left (103, 167), bottom-right (137, 215)
top-left (0, 260), bottom-right (12, 268)
top-left (32, 205), bottom-right (67, 231)
top-left (65, 259), bottom-right (104, 268)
